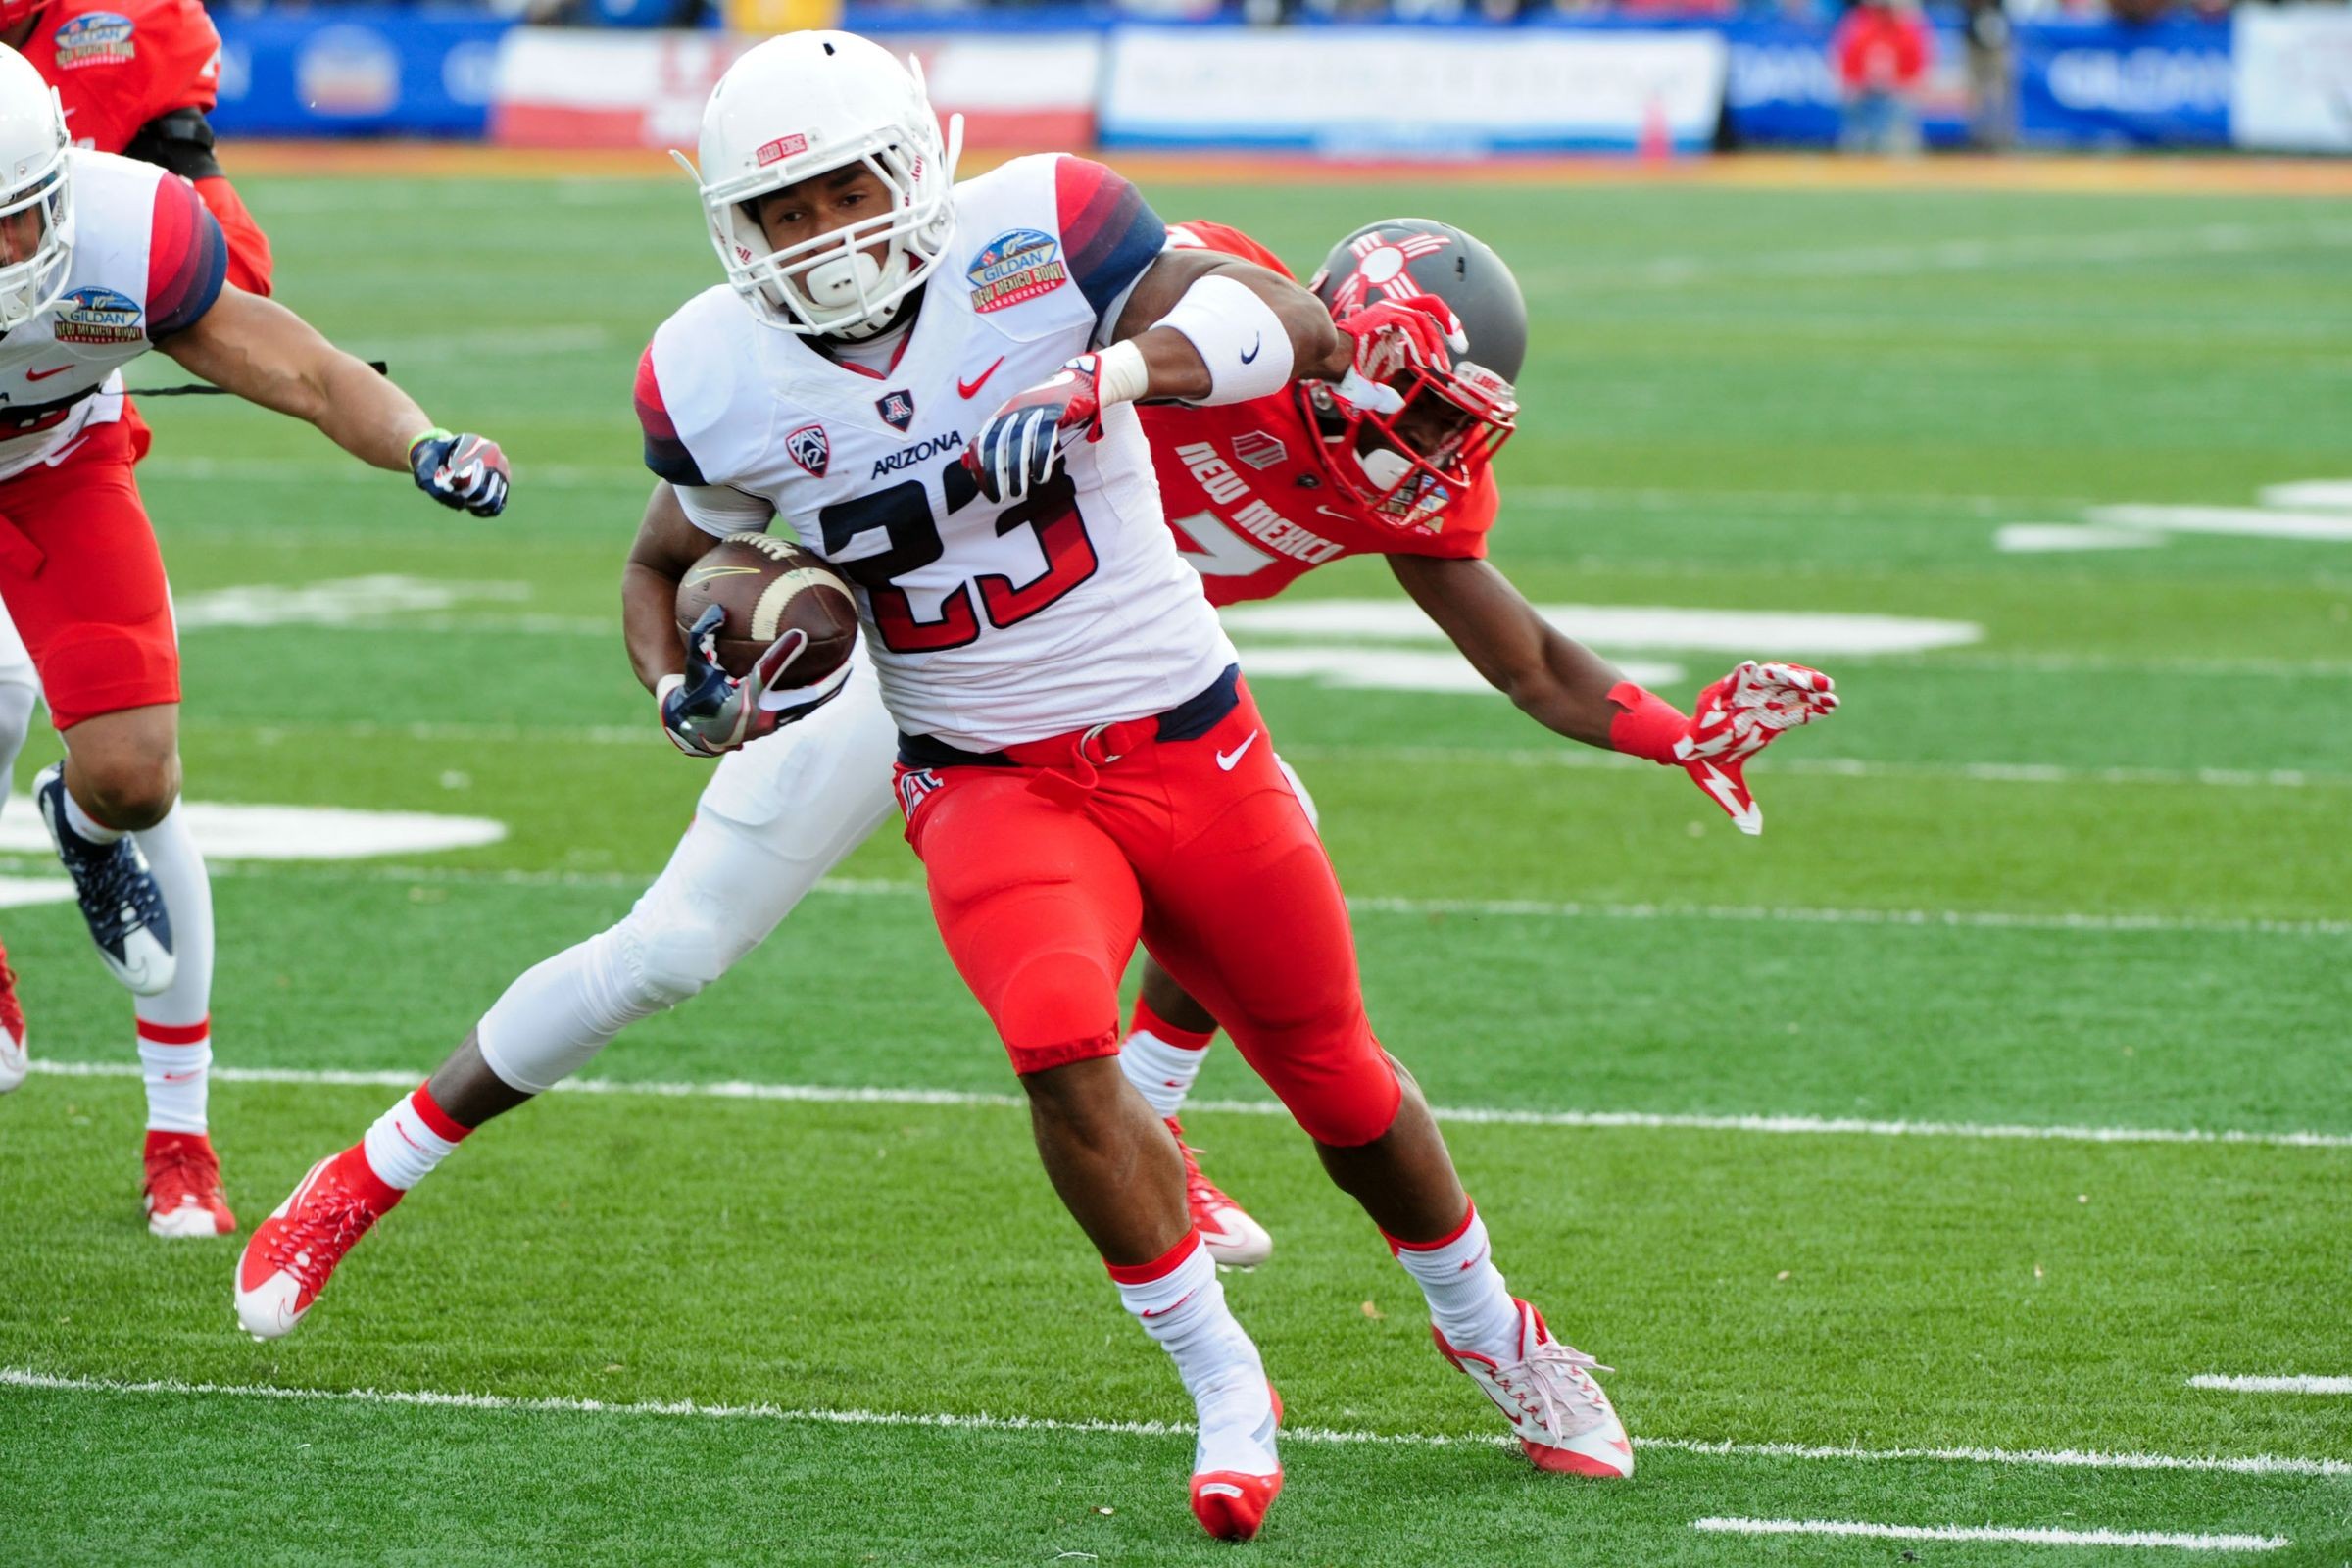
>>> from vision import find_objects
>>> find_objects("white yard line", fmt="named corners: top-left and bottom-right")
top-left (2, 858), bottom-right (2338, 941)
top-left (25, 1060), bottom-right (2352, 1151)
top-left (4, 1370), bottom-right (2343, 1480)
top-left (1690, 1518), bottom-right (2289, 1552)
top-left (2189, 1376), bottom-right (2352, 1396)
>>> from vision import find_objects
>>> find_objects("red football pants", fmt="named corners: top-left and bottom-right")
top-left (898, 680), bottom-right (1402, 1148)
top-left (0, 409), bottom-right (177, 730)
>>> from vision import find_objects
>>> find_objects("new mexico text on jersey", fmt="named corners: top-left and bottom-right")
top-left (637, 153), bottom-right (1236, 752)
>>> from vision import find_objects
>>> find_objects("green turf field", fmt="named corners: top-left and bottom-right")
top-left (1, 167), bottom-right (2348, 1565)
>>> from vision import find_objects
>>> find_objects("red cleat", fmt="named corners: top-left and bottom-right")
top-left (142, 1130), bottom-right (234, 1239)
top-left (0, 940), bottom-right (25, 1093)
top-left (234, 1148), bottom-right (401, 1339)
top-left (1168, 1118), bottom-right (1272, 1269)
top-left (1189, 1384), bottom-right (1283, 1542)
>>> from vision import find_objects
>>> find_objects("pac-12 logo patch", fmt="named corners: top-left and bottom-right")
top-left (52, 12), bottom-right (134, 68)
top-left (1232, 431), bottom-right (1288, 470)
top-left (51, 285), bottom-right (141, 345)
top-left (966, 228), bottom-right (1067, 314)
top-left (874, 389), bottom-right (915, 432)
top-left (785, 422), bottom-right (830, 479)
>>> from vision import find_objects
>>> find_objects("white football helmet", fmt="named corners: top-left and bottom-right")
top-left (679, 31), bottom-right (962, 341)
top-left (0, 46), bottom-right (71, 333)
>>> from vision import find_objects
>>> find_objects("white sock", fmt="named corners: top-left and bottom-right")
top-left (63, 786), bottom-right (122, 844)
top-left (133, 803), bottom-right (214, 1091)
top-left (1113, 1234), bottom-right (1277, 1476)
top-left (1393, 1203), bottom-right (1522, 1362)
top-left (1120, 1030), bottom-right (1211, 1121)
top-left (361, 1086), bottom-right (468, 1190)
top-left (136, 1027), bottom-right (209, 1133)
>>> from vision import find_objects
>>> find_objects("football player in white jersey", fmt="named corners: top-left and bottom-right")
top-left (240, 31), bottom-right (1632, 1540)
top-left (0, 44), bottom-right (511, 1237)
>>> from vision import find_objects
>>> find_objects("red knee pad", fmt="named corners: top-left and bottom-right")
top-left (1252, 1028), bottom-right (1402, 1148)
top-left (993, 949), bottom-right (1125, 1076)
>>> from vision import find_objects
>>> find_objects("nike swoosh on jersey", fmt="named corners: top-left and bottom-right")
top-left (25, 364), bottom-right (72, 382)
top-left (957, 357), bottom-right (1005, 399)
top-left (1216, 731), bottom-right (1260, 770)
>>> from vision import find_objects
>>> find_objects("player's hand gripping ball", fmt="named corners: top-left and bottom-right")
top-left (1330, 292), bottom-right (1468, 416)
top-left (962, 354), bottom-right (1108, 503)
top-left (662, 533), bottom-right (859, 758)
top-left (408, 429), bottom-right (511, 517)
top-left (1675, 661), bottom-right (1839, 835)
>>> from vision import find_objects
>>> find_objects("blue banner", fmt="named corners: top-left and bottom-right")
top-left (212, 10), bottom-right (514, 139)
top-left (2015, 18), bottom-right (2230, 148)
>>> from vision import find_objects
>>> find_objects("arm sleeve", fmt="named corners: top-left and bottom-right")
top-left (1053, 157), bottom-right (1167, 339)
top-left (635, 343), bottom-right (710, 487)
top-left (145, 172), bottom-right (228, 341)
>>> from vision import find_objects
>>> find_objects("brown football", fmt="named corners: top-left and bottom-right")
top-left (674, 532), bottom-right (859, 684)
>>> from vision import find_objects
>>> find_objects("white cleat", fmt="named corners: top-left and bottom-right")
top-left (1435, 1298), bottom-right (1634, 1478)
top-left (1168, 1118), bottom-right (1272, 1269)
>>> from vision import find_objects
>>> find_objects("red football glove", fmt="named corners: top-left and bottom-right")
top-left (1610, 662), bottom-right (1839, 836)
top-left (962, 355), bottom-right (1107, 503)
top-left (1330, 292), bottom-right (1468, 416)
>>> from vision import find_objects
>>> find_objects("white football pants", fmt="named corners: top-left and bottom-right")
top-left (0, 604), bottom-right (39, 815)
top-left (475, 653), bottom-right (900, 1094)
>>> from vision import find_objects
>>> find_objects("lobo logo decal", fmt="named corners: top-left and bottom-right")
top-left (874, 389), bottom-right (915, 432)
top-left (1326, 229), bottom-right (1453, 316)
top-left (755, 134), bottom-right (808, 167)
top-left (785, 422), bottom-right (830, 479)
top-left (966, 228), bottom-right (1067, 314)
top-left (51, 285), bottom-right (141, 345)
top-left (1231, 431), bottom-right (1288, 471)
top-left (53, 12), bottom-right (134, 69)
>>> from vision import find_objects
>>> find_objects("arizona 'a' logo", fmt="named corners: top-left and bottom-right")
top-left (875, 390), bottom-right (915, 432)
top-left (786, 422), bottom-right (829, 478)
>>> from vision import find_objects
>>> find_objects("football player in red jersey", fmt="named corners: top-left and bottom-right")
top-left (1113, 218), bottom-right (1838, 1264)
top-left (0, 49), bottom-right (509, 1238)
top-left (0, 0), bottom-right (275, 1117)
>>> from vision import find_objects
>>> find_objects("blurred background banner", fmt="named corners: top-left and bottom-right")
top-left (199, 5), bottom-right (2350, 158)
top-left (1097, 24), bottom-right (1728, 154)
top-left (2015, 16), bottom-right (2231, 148)
top-left (2233, 3), bottom-right (2352, 151)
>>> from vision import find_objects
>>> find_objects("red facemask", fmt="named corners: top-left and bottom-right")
top-left (1324, 360), bottom-right (1517, 534)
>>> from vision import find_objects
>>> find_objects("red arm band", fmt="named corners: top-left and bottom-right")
top-left (195, 175), bottom-right (274, 297)
top-left (1606, 682), bottom-right (1688, 765)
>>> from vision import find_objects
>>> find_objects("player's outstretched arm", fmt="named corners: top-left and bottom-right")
top-left (1389, 554), bottom-right (1627, 748)
top-left (156, 287), bottom-right (509, 515)
top-left (1390, 553), bottom-right (1838, 835)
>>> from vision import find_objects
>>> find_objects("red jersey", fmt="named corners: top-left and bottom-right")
top-left (23, 0), bottom-right (221, 158)
top-left (1144, 220), bottom-right (1499, 607)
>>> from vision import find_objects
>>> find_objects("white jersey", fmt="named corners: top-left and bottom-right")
top-left (637, 153), bottom-right (1237, 752)
top-left (0, 149), bottom-right (226, 482)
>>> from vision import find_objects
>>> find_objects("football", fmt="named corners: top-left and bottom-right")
top-left (673, 531), bottom-right (859, 683)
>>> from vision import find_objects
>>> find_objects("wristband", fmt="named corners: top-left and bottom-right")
top-left (1093, 340), bottom-right (1151, 409)
top-left (656, 673), bottom-right (685, 708)
top-left (408, 428), bottom-right (451, 460)
top-left (1606, 682), bottom-right (1688, 765)
top-left (1154, 273), bottom-right (1294, 406)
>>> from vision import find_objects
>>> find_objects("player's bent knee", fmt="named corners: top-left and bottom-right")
top-left (1249, 1029), bottom-right (1402, 1148)
top-left (618, 915), bottom-right (740, 1011)
top-left (993, 949), bottom-right (1122, 1075)
top-left (75, 756), bottom-right (177, 831)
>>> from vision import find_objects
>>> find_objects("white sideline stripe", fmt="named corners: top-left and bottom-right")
top-left (3, 1371), bottom-right (2343, 1480)
top-left (4, 858), bottom-right (2336, 941)
top-left (24, 1059), bottom-right (2352, 1151)
top-left (2190, 1375), bottom-right (2352, 1396)
top-left (1690, 1518), bottom-right (2289, 1552)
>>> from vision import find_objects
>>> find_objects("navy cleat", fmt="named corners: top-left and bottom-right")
top-left (35, 762), bottom-right (174, 996)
